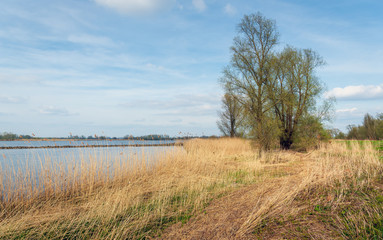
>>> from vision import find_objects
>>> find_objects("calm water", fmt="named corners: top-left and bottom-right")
top-left (0, 139), bottom-right (175, 147)
top-left (0, 141), bottom-right (179, 197)
top-left (0, 145), bottom-right (174, 167)
top-left (0, 140), bottom-right (176, 174)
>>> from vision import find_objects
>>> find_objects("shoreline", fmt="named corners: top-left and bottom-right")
top-left (0, 142), bottom-right (182, 150)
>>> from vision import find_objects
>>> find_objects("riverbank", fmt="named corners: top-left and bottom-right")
top-left (0, 138), bottom-right (382, 239)
top-left (0, 142), bottom-right (181, 149)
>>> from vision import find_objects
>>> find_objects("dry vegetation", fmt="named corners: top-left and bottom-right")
top-left (0, 138), bottom-right (382, 239)
top-left (237, 140), bottom-right (383, 239)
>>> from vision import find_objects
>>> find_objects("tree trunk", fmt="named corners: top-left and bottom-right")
top-left (280, 130), bottom-right (293, 150)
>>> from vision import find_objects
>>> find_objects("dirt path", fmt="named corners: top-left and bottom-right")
top-left (159, 160), bottom-right (307, 240)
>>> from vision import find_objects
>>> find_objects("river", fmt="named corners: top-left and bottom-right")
top-left (0, 140), bottom-right (180, 199)
top-left (0, 139), bottom-right (175, 148)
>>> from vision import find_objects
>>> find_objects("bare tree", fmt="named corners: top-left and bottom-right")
top-left (221, 12), bottom-right (279, 149)
top-left (269, 46), bottom-right (325, 149)
top-left (217, 93), bottom-right (242, 137)
top-left (363, 113), bottom-right (377, 140)
top-left (221, 13), bottom-right (330, 150)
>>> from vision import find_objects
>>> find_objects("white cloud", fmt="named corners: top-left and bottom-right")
top-left (39, 106), bottom-right (76, 116)
top-left (94, 0), bottom-right (175, 15)
top-left (224, 4), bottom-right (236, 16)
top-left (0, 96), bottom-right (26, 104)
top-left (121, 93), bottom-right (219, 113)
top-left (67, 34), bottom-right (116, 47)
top-left (325, 84), bottom-right (383, 100)
top-left (192, 0), bottom-right (207, 12)
top-left (336, 107), bottom-right (357, 113)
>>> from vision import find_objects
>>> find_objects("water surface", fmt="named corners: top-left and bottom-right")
top-left (0, 143), bottom-right (178, 198)
top-left (0, 139), bottom-right (175, 148)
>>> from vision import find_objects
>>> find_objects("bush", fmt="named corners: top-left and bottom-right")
top-left (292, 115), bottom-right (330, 151)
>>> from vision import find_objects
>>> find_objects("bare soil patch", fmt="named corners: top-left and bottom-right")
top-left (159, 157), bottom-right (313, 239)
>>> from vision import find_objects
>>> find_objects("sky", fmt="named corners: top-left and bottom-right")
top-left (0, 0), bottom-right (382, 138)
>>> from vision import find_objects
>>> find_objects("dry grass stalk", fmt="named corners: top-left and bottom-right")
top-left (0, 138), bottom-right (263, 239)
top-left (237, 140), bottom-right (383, 238)
top-left (1, 139), bottom-right (381, 239)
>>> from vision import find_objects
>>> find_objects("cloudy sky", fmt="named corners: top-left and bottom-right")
top-left (0, 0), bottom-right (382, 137)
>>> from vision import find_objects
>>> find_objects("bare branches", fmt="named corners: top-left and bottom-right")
top-left (271, 46), bottom-right (325, 149)
top-left (217, 92), bottom-right (243, 137)
top-left (220, 12), bottom-right (330, 150)
top-left (221, 12), bottom-right (279, 149)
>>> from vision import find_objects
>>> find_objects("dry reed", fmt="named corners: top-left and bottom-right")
top-left (238, 140), bottom-right (383, 239)
top-left (0, 138), bottom-right (263, 239)
top-left (1, 139), bottom-right (381, 239)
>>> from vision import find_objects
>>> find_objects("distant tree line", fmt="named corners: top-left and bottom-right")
top-left (217, 12), bottom-right (333, 151)
top-left (69, 135), bottom-right (112, 140)
top-left (123, 134), bottom-right (171, 140)
top-left (0, 132), bottom-right (215, 141)
top-left (333, 113), bottom-right (383, 140)
top-left (0, 132), bottom-right (33, 140)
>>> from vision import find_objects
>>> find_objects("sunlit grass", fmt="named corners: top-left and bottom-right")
top-left (0, 138), bottom-right (267, 239)
top-left (238, 140), bottom-right (383, 239)
top-left (1, 138), bottom-right (382, 239)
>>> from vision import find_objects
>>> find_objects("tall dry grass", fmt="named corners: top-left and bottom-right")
top-left (0, 138), bottom-right (267, 239)
top-left (2, 139), bottom-right (380, 239)
top-left (238, 140), bottom-right (383, 238)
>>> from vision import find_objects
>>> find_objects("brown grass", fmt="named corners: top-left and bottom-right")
top-left (0, 138), bottom-right (264, 239)
top-left (237, 140), bottom-right (383, 239)
top-left (0, 139), bottom-right (382, 239)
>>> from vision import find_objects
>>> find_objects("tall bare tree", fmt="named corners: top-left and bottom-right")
top-left (363, 113), bottom-right (377, 140)
top-left (217, 92), bottom-right (242, 137)
top-left (221, 12), bottom-right (279, 149)
top-left (221, 13), bottom-right (330, 150)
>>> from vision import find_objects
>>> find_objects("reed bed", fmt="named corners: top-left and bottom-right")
top-left (1, 139), bottom-right (381, 239)
top-left (238, 140), bottom-right (383, 239)
top-left (0, 138), bottom-right (267, 239)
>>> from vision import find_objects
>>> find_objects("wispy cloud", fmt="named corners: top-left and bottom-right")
top-left (192, 0), bottom-right (206, 12)
top-left (303, 33), bottom-right (349, 48)
top-left (39, 106), bottom-right (76, 116)
top-left (336, 107), bottom-right (357, 113)
top-left (93, 0), bottom-right (175, 15)
top-left (121, 93), bottom-right (220, 118)
top-left (224, 4), bottom-right (236, 16)
top-left (0, 96), bottom-right (27, 104)
top-left (1, 0), bottom-right (382, 136)
top-left (325, 84), bottom-right (383, 100)
top-left (122, 93), bottom-right (219, 109)
top-left (327, 65), bottom-right (383, 75)
top-left (67, 34), bottom-right (117, 47)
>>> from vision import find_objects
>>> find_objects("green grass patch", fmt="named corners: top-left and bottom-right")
top-left (342, 140), bottom-right (383, 159)
top-left (338, 189), bottom-right (383, 239)
top-left (227, 170), bottom-right (250, 184)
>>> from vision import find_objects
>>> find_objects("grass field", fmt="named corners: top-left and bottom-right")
top-left (344, 139), bottom-right (383, 148)
top-left (375, 140), bottom-right (383, 151)
top-left (0, 138), bottom-right (382, 239)
top-left (344, 140), bottom-right (383, 159)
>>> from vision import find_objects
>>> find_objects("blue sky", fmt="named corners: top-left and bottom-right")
top-left (0, 0), bottom-right (382, 137)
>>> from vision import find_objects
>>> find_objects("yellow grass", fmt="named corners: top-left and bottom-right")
top-left (0, 138), bottom-right (382, 239)
top-left (238, 140), bottom-right (383, 238)
top-left (0, 138), bottom-right (262, 239)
